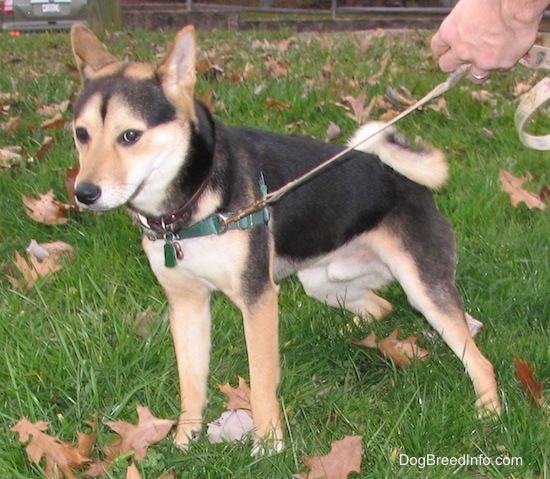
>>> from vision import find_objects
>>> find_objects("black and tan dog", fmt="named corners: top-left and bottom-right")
top-left (70, 24), bottom-right (500, 452)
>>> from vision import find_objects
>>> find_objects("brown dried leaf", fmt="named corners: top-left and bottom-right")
top-left (9, 241), bottom-right (75, 289)
top-left (0, 145), bottom-right (25, 168)
top-left (264, 55), bottom-right (291, 78)
top-left (378, 328), bottom-right (429, 367)
top-left (265, 97), bottom-right (292, 112)
top-left (36, 135), bottom-right (55, 160)
top-left (367, 51), bottom-right (391, 85)
top-left (294, 435), bottom-right (363, 479)
top-left (22, 190), bottom-right (70, 225)
top-left (514, 357), bottom-right (545, 406)
top-left (104, 406), bottom-right (175, 461)
top-left (3, 116), bottom-right (21, 133)
top-left (219, 376), bottom-right (252, 413)
top-left (499, 169), bottom-right (547, 210)
top-left (40, 113), bottom-right (67, 130)
top-left (326, 121), bottom-right (342, 141)
top-left (11, 418), bottom-right (91, 479)
top-left (37, 100), bottom-right (70, 116)
top-left (343, 91), bottom-right (370, 124)
top-left (352, 329), bottom-right (430, 367)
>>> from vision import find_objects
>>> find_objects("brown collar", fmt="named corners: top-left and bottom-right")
top-left (135, 167), bottom-right (213, 235)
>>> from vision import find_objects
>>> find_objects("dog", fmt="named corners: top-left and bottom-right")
top-left (70, 24), bottom-right (500, 453)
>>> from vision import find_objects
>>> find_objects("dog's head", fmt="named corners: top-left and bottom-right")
top-left (70, 24), bottom-right (198, 213)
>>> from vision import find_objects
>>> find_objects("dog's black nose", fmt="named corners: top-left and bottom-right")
top-left (75, 182), bottom-right (101, 205)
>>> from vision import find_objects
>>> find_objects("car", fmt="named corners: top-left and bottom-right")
top-left (1, 0), bottom-right (87, 32)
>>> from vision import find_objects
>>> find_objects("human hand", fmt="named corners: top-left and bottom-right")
top-left (431, 0), bottom-right (547, 83)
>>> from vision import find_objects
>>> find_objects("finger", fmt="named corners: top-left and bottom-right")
top-left (430, 32), bottom-right (450, 57)
top-left (438, 52), bottom-right (464, 73)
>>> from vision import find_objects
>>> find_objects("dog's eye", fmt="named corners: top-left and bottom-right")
top-left (119, 130), bottom-right (142, 145)
top-left (75, 127), bottom-right (89, 144)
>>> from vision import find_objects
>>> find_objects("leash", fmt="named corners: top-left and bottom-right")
top-left (516, 44), bottom-right (550, 150)
top-left (220, 64), bottom-right (471, 227)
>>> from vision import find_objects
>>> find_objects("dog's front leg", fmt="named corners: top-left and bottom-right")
top-left (164, 282), bottom-right (212, 450)
top-left (241, 283), bottom-right (284, 455)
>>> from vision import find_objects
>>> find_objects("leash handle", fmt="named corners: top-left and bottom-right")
top-left (515, 45), bottom-right (550, 150)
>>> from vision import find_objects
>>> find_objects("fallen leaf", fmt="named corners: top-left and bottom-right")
top-left (132, 308), bottom-right (158, 338)
top-left (2, 116), bottom-right (21, 133)
top-left (264, 55), bottom-right (291, 78)
top-left (353, 328), bottom-right (429, 367)
top-left (0, 145), bottom-right (24, 168)
top-left (37, 100), bottom-right (70, 116)
top-left (40, 113), bottom-right (67, 130)
top-left (326, 121), bottom-right (342, 141)
top-left (499, 169), bottom-right (547, 210)
top-left (515, 357), bottom-right (545, 406)
top-left (294, 435), bottom-right (363, 479)
top-left (342, 91), bottom-right (370, 124)
top-left (367, 51), bottom-right (391, 85)
top-left (11, 418), bottom-right (91, 479)
top-left (219, 377), bottom-right (252, 413)
top-left (470, 89), bottom-right (493, 103)
top-left (103, 406), bottom-right (175, 461)
top-left (265, 97), bottom-right (292, 112)
top-left (22, 190), bottom-right (71, 225)
top-left (36, 136), bottom-right (55, 160)
top-left (378, 329), bottom-right (430, 367)
top-left (207, 410), bottom-right (254, 444)
top-left (386, 86), bottom-right (415, 109)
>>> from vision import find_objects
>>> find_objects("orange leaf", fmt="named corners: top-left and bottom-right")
top-left (103, 406), bottom-right (175, 461)
top-left (353, 328), bottom-right (429, 367)
top-left (265, 97), bottom-right (292, 112)
top-left (499, 169), bottom-right (547, 210)
top-left (514, 357), bottom-right (545, 406)
top-left (36, 135), bottom-right (55, 160)
top-left (22, 190), bottom-right (70, 225)
top-left (11, 418), bottom-right (91, 479)
top-left (41, 113), bottom-right (67, 130)
top-left (219, 376), bottom-right (252, 413)
top-left (294, 435), bottom-right (363, 479)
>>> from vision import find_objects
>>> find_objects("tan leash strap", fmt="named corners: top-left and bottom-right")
top-left (220, 64), bottom-right (471, 227)
top-left (516, 45), bottom-right (550, 150)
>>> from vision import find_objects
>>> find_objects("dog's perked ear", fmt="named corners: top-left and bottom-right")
top-left (156, 25), bottom-right (198, 122)
top-left (70, 23), bottom-right (118, 78)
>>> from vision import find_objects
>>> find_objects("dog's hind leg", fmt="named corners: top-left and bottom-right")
top-left (297, 243), bottom-right (394, 320)
top-left (367, 227), bottom-right (501, 415)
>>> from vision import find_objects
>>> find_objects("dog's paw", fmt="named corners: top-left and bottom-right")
top-left (251, 436), bottom-right (285, 457)
top-left (173, 421), bottom-right (203, 451)
top-left (475, 394), bottom-right (502, 418)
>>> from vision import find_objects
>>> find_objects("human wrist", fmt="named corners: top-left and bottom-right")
top-left (500, 0), bottom-right (549, 26)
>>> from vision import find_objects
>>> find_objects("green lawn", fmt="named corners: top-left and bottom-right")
top-left (0, 27), bottom-right (548, 478)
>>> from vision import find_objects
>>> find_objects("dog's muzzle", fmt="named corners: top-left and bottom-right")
top-left (74, 182), bottom-right (101, 206)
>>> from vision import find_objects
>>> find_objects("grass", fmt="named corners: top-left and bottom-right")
top-left (0, 26), bottom-right (549, 478)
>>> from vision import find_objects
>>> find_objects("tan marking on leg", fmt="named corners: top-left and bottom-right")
top-left (239, 283), bottom-right (284, 454)
top-left (163, 280), bottom-right (212, 450)
top-left (364, 228), bottom-right (501, 414)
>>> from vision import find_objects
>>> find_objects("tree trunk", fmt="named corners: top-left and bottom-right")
top-left (87, 0), bottom-right (122, 34)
